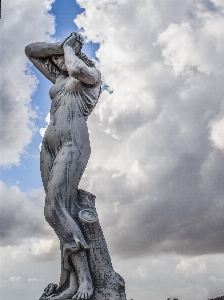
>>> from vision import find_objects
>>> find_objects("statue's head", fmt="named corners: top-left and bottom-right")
top-left (52, 55), bottom-right (67, 71)
top-left (44, 33), bottom-right (96, 79)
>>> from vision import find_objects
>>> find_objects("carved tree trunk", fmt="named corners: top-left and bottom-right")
top-left (59, 189), bottom-right (126, 300)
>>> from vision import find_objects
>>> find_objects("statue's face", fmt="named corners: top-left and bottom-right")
top-left (52, 55), bottom-right (67, 71)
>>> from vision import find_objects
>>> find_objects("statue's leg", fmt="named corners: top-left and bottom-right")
top-left (45, 271), bottom-right (78, 300)
top-left (40, 142), bottom-right (54, 194)
top-left (40, 143), bottom-right (73, 293)
top-left (40, 144), bottom-right (71, 297)
top-left (71, 251), bottom-right (94, 299)
top-left (44, 141), bottom-right (88, 252)
top-left (43, 141), bottom-right (93, 298)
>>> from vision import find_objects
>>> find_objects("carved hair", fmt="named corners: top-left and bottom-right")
top-left (44, 52), bottom-right (95, 79)
top-left (77, 52), bottom-right (95, 68)
top-left (44, 57), bottom-right (62, 78)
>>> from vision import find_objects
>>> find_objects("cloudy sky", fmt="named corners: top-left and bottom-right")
top-left (1, 0), bottom-right (224, 299)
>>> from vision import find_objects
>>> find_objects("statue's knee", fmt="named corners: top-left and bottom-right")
top-left (44, 205), bottom-right (51, 224)
top-left (44, 204), bottom-right (57, 225)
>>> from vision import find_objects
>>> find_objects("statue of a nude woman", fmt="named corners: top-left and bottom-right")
top-left (25, 33), bottom-right (101, 300)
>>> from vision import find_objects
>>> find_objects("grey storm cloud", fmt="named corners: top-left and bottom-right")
top-left (80, 151), bottom-right (224, 258)
top-left (75, 0), bottom-right (224, 258)
top-left (0, 182), bottom-right (51, 246)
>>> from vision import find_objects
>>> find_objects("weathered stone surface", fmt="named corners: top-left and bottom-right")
top-left (25, 33), bottom-right (126, 300)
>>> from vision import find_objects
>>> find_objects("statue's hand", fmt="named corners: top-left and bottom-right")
top-left (44, 283), bottom-right (58, 296)
top-left (58, 33), bottom-right (74, 48)
top-left (63, 33), bottom-right (84, 55)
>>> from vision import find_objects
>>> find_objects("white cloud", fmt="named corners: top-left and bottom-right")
top-left (1, 241), bottom-right (61, 300)
top-left (209, 275), bottom-right (224, 283)
top-left (211, 0), bottom-right (224, 10)
top-left (39, 112), bottom-right (50, 139)
top-left (156, 22), bottom-right (198, 76)
top-left (42, 0), bottom-right (55, 10)
top-left (39, 112), bottom-right (50, 150)
top-left (175, 257), bottom-right (207, 277)
top-left (111, 254), bottom-right (224, 300)
top-left (31, 237), bottom-right (59, 261)
top-left (8, 276), bottom-right (21, 282)
top-left (28, 278), bottom-right (43, 282)
top-left (209, 116), bottom-right (224, 151)
top-left (156, 17), bottom-right (224, 76)
top-left (0, 0), bottom-right (56, 166)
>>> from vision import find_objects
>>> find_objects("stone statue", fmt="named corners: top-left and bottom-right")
top-left (25, 33), bottom-right (126, 300)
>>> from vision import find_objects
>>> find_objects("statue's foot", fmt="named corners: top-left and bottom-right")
top-left (72, 280), bottom-right (94, 299)
top-left (49, 271), bottom-right (78, 300)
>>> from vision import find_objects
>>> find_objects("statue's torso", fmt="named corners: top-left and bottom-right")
top-left (42, 76), bottom-right (100, 154)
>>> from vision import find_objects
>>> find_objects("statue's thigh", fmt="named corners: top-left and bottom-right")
top-left (47, 142), bottom-right (85, 195)
top-left (40, 143), bottom-right (54, 193)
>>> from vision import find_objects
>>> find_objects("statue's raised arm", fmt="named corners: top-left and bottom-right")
top-left (63, 34), bottom-right (100, 85)
top-left (25, 40), bottom-right (66, 83)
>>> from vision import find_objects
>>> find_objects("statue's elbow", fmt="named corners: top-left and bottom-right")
top-left (67, 65), bottom-right (80, 80)
top-left (24, 43), bottom-right (37, 57)
top-left (24, 45), bottom-right (32, 57)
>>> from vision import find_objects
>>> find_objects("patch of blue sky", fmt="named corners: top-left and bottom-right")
top-left (1, 0), bottom-right (100, 192)
top-left (51, 0), bottom-right (100, 60)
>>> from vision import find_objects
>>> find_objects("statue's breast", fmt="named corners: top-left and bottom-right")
top-left (64, 77), bottom-right (82, 93)
top-left (49, 77), bottom-right (80, 99)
